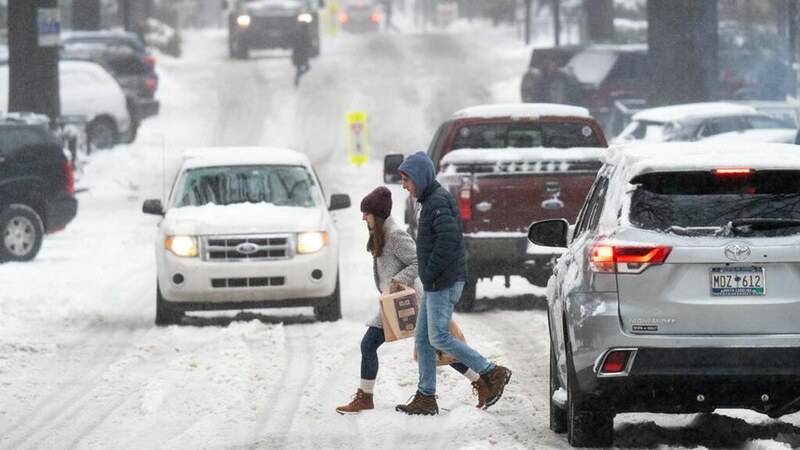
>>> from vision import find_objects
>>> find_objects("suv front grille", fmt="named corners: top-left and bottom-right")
top-left (203, 235), bottom-right (292, 261)
top-left (211, 277), bottom-right (286, 288)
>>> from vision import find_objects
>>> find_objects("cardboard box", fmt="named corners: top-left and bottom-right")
top-left (413, 321), bottom-right (466, 366)
top-left (380, 286), bottom-right (418, 342)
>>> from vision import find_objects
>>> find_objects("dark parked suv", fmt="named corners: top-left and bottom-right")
top-left (61, 31), bottom-right (160, 143)
top-left (0, 114), bottom-right (77, 261)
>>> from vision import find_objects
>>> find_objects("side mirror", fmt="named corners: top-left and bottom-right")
top-left (528, 218), bottom-right (569, 248)
top-left (329, 193), bottom-right (351, 211)
top-left (142, 199), bottom-right (164, 216)
top-left (383, 153), bottom-right (404, 184)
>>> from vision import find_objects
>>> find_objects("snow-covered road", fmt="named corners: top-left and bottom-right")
top-left (2, 23), bottom-right (800, 450)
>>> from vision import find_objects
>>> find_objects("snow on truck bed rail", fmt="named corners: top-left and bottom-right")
top-left (631, 102), bottom-right (758, 123)
top-left (452, 103), bottom-right (592, 119)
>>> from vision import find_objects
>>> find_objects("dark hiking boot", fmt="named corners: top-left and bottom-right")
top-left (395, 391), bottom-right (438, 415)
top-left (481, 365), bottom-right (512, 409)
top-left (336, 389), bottom-right (374, 415)
top-left (472, 378), bottom-right (491, 408)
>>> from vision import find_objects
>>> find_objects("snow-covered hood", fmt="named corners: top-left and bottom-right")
top-left (162, 202), bottom-right (325, 236)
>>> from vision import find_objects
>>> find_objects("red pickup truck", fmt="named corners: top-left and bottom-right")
top-left (385, 104), bottom-right (607, 311)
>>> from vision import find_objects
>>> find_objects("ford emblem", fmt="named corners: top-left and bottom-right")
top-left (236, 242), bottom-right (259, 255)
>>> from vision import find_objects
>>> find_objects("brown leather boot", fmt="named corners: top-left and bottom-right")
top-left (472, 378), bottom-right (491, 408)
top-left (395, 391), bottom-right (438, 415)
top-left (481, 365), bottom-right (512, 410)
top-left (336, 389), bottom-right (374, 415)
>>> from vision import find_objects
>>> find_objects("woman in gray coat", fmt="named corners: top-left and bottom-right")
top-left (336, 187), bottom-right (487, 414)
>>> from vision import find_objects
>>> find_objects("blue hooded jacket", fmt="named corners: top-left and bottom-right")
top-left (398, 152), bottom-right (466, 291)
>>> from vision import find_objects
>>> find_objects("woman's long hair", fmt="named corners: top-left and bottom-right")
top-left (367, 217), bottom-right (386, 257)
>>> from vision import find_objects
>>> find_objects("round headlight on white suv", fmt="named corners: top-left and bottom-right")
top-left (165, 235), bottom-right (198, 257)
top-left (297, 231), bottom-right (328, 254)
top-left (297, 13), bottom-right (313, 23)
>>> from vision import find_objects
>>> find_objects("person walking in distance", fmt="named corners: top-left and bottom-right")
top-left (395, 152), bottom-right (512, 416)
top-left (336, 186), bottom-right (490, 414)
top-left (291, 26), bottom-right (311, 87)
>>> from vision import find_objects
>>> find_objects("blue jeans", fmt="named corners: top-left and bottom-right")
top-left (415, 281), bottom-right (494, 395)
top-left (361, 326), bottom-right (470, 380)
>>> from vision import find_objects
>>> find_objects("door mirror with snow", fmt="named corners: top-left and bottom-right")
top-left (383, 154), bottom-right (404, 184)
top-left (329, 194), bottom-right (351, 211)
top-left (528, 219), bottom-right (569, 248)
top-left (142, 199), bottom-right (164, 216)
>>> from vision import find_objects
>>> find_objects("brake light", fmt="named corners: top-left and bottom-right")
top-left (338, 12), bottom-right (349, 23)
top-left (144, 55), bottom-right (156, 67)
top-left (65, 160), bottom-right (75, 195)
top-left (600, 350), bottom-right (632, 374)
top-left (370, 12), bottom-right (383, 23)
top-left (589, 243), bottom-right (671, 274)
top-left (145, 77), bottom-right (158, 93)
top-left (458, 187), bottom-right (472, 221)
top-left (714, 168), bottom-right (752, 176)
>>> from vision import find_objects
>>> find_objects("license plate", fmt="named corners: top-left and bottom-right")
top-left (710, 266), bottom-right (765, 296)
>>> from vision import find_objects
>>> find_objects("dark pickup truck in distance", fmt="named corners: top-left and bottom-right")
top-left (0, 114), bottom-right (77, 261)
top-left (385, 104), bottom-right (607, 311)
top-left (226, 0), bottom-right (323, 59)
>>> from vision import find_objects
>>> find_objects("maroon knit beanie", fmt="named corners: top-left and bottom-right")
top-left (360, 186), bottom-right (392, 219)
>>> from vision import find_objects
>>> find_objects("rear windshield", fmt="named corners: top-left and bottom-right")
top-left (629, 170), bottom-right (800, 237)
top-left (174, 165), bottom-right (319, 208)
top-left (451, 122), bottom-right (603, 150)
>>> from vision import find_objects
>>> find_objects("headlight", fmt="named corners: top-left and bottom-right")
top-left (297, 231), bottom-right (328, 254)
top-left (237, 14), bottom-right (251, 27)
top-left (165, 235), bottom-right (198, 257)
top-left (297, 13), bottom-right (313, 23)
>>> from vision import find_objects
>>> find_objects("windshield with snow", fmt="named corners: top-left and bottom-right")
top-left (173, 165), bottom-right (318, 208)
top-left (629, 170), bottom-right (800, 236)
top-left (451, 122), bottom-right (602, 149)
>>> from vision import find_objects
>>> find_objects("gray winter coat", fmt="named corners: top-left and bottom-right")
top-left (366, 216), bottom-right (424, 328)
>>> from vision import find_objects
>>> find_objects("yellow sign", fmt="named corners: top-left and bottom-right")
top-left (347, 111), bottom-right (369, 166)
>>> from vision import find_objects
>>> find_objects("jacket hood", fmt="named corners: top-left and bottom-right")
top-left (397, 151), bottom-right (435, 200)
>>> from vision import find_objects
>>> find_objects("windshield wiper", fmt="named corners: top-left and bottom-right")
top-left (729, 218), bottom-right (800, 234)
top-left (665, 225), bottom-right (721, 236)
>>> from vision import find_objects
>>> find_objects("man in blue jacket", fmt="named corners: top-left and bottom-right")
top-left (395, 151), bottom-right (512, 415)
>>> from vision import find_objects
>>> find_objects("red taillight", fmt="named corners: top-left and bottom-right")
top-left (600, 350), bottom-right (631, 374)
top-left (144, 55), bottom-right (156, 67)
top-left (590, 244), bottom-right (671, 274)
top-left (65, 160), bottom-right (75, 195)
top-left (458, 187), bottom-right (472, 221)
top-left (370, 12), bottom-right (383, 23)
top-left (338, 12), bottom-right (349, 23)
top-left (714, 168), bottom-right (752, 176)
top-left (145, 77), bottom-right (158, 93)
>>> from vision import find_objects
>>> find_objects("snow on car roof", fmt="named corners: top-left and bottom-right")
top-left (441, 147), bottom-right (605, 166)
top-left (701, 128), bottom-right (797, 144)
top-left (631, 102), bottom-right (758, 123)
top-left (181, 147), bottom-right (311, 169)
top-left (452, 103), bottom-right (592, 120)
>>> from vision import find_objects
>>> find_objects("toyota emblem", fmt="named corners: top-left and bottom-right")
top-left (236, 242), bottom-right (259, 255)
top-left (724, 243), bottom-right (751, 262)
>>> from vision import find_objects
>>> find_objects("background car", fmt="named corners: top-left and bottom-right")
top-left (142, 147), bottom-right (350, 325)
top-left (519, 45), bottom-right (580, 104)
top-left (529, 142), bottom-right (800, 447)
top-left (61, 31), bottom-right (160, 143)
top-left (226, 0), bottom-right (322, 59)
top-left (0, 113), bottom-right (77, 262)
top-left (613, 102), bottom-right (795, 143)
top-left (338, 0), bottom-right (383, 32)
top-left (0, 60), bottom-right (132, 150)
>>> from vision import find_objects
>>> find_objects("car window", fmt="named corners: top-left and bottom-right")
top-left (427, 122), bottom-right (449, 167)
top-left (451, 122), bottom-right (603, 150)
top-left (617, 120), bottom-right (668, 142)
top-left (173, 165), bottom-right (319, 208)
top-left (629, 170), bottom-right (800, 237)
top-left (573, 175), bottom-right (608, 237)
top-left (747, 115), bottom-right (794, 129)
top-left (0, 127), bottom-right (45, 158)
top-left (698, 116), bottom-right (744, 138)
top-left (565, 50), bottom-right (618, 85)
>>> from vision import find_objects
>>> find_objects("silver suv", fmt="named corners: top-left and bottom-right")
top-left (528, 142), bottom-right (800, 447)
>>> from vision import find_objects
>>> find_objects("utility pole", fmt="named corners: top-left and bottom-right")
top-left (524, 0), bottom-right (532, 45)
top-left (72, 0), bottom-right (101, 30)
top-left (553, 0), bottom-right (561, 46)
top-left (7, 0), bottom-right (61, 122)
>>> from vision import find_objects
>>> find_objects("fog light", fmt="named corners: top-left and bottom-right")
top-left (172, 273), bottom-right (185, 285)
top-left (761, 394), bottom-right (770, 403)
top-left (311, 269), bottom-right (323, 280)
top-left (600, 350), bottom-right (630, 374)
top-left (697, 394), bottom-right (706, 402)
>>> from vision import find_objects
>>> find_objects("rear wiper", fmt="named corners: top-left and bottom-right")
top-left (665, 225), bottom-right (721, 236)
top-left (729, 218), bottom-right (800, 234)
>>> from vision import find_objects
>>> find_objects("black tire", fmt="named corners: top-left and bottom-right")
top-left (565, 329), bottom-right (614, 447)
top-left (155, 282), bottom-right (184, 326)
top-left (549, 339), bottom-right (568, 433)
top-left (314, 276), bottom-right (342, 322)
top-left (87, 117), bottom-right (117, 151)
top-left (454, 277), bottom-right (477, 312)
top-left (0, 204), bottom-right (44, 262)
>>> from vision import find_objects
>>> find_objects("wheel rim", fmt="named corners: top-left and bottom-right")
top-left (90, 122), bottom-right (115, 149)
top-left (4, 216), bottom-right (36, 257)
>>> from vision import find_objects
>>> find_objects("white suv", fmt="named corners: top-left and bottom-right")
top-left (142, 147), bottom-right (350, 325)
